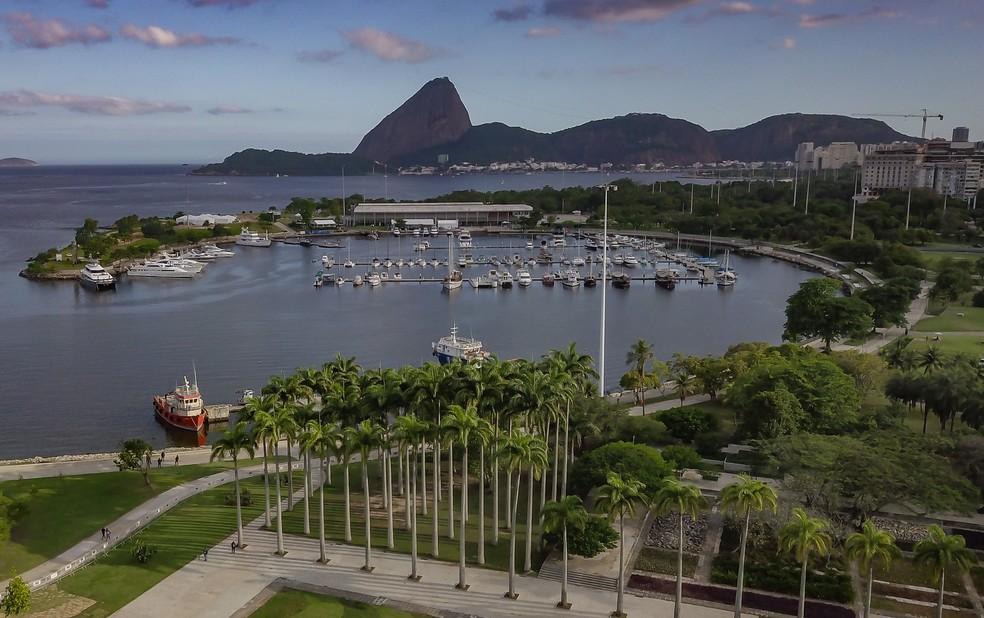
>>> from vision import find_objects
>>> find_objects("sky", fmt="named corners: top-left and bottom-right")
top-left (1, 0), bottom-right (981, 164)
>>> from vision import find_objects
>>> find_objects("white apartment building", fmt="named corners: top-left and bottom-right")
top-left (794, 141), bottom-right (862, 171)
top-left (861, 135), bottom-right (983, 202)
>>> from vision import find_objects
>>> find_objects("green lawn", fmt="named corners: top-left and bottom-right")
top-left (56, 472), bottom-right (294, 618)
top-left (874, 558), bottom-right (963, 592)
top-left (915, 305), bottom-right (984, 332)
top-left (634, 547), bottom-right (697, 578)
top-left (249, 589), bottom-right (426, 618)
top-left (0, 460), bottom-right (259, 575)
top-left (908, 334), bottom-right (984, 358)
top-left (277, 459), bottom-right (546, 573)
top-left (918, 250), bottom-right (980, 272)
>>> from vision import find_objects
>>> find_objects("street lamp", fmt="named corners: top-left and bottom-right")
top-left (598, 183), bottom-right (617, 397)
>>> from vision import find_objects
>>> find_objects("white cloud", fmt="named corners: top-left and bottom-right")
top-left (4, 11), bottom-right (111, 49)
top-left (343, 28), bottom-right (442, 63)
top-left (120, 24), bottom-right (240, 47)
top-left (0, 90), bottom-right (191, 116)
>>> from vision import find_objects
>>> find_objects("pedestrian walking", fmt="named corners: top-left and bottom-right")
top-left (175, 454), bottom-right (179, 466)
top-left (202, 546), bottom-right (208, 561)
top-left (101, 527), bottom-right (106, 539)
top-left (230, 541), bottom-right (237, 554)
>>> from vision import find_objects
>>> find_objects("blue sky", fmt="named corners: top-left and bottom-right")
top-left (1, 0), bottom-right (981, 164)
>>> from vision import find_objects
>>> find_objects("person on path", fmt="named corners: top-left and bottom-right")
top-left (174, 454), bottom-right (179, 466)
top-left (230, 541), bottom-right (237, 554)
top-left (101, 527), bottom-right (106, 539)
top-left (202, 546), bottom-right (208, 561)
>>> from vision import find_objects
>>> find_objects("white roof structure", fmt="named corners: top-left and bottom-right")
top-left (176, 214), bottom-right (238, 226)
top-left (354, 202), bottom-right (532, 215)
top-left (311, 218), bottom-right (337, 226)
top-left (403, 218), bottom-right (435, 226)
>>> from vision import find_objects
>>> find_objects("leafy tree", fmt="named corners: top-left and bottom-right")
top-left (113, 214), bottom-right (140, 240)
top-left (783, 278), bottom-right (873, 351)
top-left (913, 525), bottom-right (977, 618)
top-left (114, 438), bottom-right (154, 486)
top-left (778, 508), bottom-right (831, 618)
top-left (845, 520), bottom-right (901, 618)
top-left (568, 441), bottom-right (671, 498)
top-left (543, 514), bottom-right (618, 558)
top-left (0, 491), bottom-right (27, 544)
top-left (661, 444), bottom-right (702, 470)
top-left (0, 576), bottom-right (30, 616)
top-left (829, 351), bottom-right (889, 400)
top-left (760, 431), bottom-right (978, 520)
top-left (74, 217), bottom-right (99, 247)
top-left (860, 282), bottom-right (913, 329)
top-left (660, 406), bottom-right (717, 442)
top-left (694, 356), bottom-right (733, 399)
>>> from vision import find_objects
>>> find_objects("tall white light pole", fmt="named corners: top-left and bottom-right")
top-left (598, 183), bottom-right (616, 396)
top-left (905, 186), bottom-right (912, 230)
top-left (850, 170), bottom-right (859, 240)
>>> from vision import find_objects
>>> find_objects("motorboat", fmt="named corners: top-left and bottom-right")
top-left (552, 231), bottom-right (566, 247)
top-left (153, 375), bottom-right (207, 433)
top-left (380, 272), bottom-right (389, 281)
top-left (655, 268), bottom-right (677, 290)
top-left (584, 274), bottom-right (597, 288)
top-left (383, 259), bottom-right (393, 268)
top-left (526, 241), bottom-right (534, 250)
top-left (161, 254), bottom-right (206, 274)
top-left (200, 243), bottom-right (235, 257)
top-left (613, 255), bottom-right (625, 266)
top-left (393, 272), bottom-right (402, 280)
top-left (79, 261), bottom-right (116, 291)
top-left (393, 228), bottom-right (402, 237)
top-left (367, 273), bottom-right (381, 287)
top-left (353, 275), bottom-right (364, 287)
top-left (321, 255), bottom-right (334, 267)
top-left (313, 273), bottom-right (323, 287)
top-left (572, 256), bottom-right (586, 267)
top-left (541, 272), bottom-right (555, 287)
top-left (458, 230), bottom-right (473, 249)
top-left (562, 269), bottom-right (580, 288)
top-left (611, 272), bottom-right (631, 289)
top-left (443, 240), bottom-right (463, 290)
top-left (457, 256), bottom-right (467, 268)
top-left (343, 259), bottom-right (355, 268)
top-left (236, 227), bottom-right (271, 247)
top-left (127, 260), bottom-right (195, 278)
top-left (371, 257), bottom-right (381, 268)
top-left (623, 255), bottom-right (639, 268)
top-left (585, 238), bottom-right (599, 251)
top-left (432, 324), bottom-right (490, 365)
top-left (430, 258), bottom-right (440, 267)
top-left (516, 269), bottom-right (532, 287)
top-left (499, 271), bottom-right (513, 288)
top-left (469, 274), bottom-right (498, 289)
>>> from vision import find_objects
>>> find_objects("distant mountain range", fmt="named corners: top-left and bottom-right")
top-left (194, 77), bottom-right (913, 176)
top-left (0, 157), bottom-right (39, 167)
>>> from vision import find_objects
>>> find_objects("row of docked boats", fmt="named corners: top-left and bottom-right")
top-left (128, 244), bottom-right (234, 278)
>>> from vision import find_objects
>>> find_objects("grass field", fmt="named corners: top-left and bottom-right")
top-left (908, 334), bottom-right (984, 358)
top-left (918, 250), bottom-right (981, 272)
top-left (634, 547), bottom-right (697, 578)
top-left (248, 589), bottom-right (427, 618)
top-left (276, 459), bottom-right (546, 573)
top-left (0, 460), bottom-right (259, 575)
top-left (56, 472), bottom-right (293, 618)
top-left (915, 305), bottom-right (984, 332)
top-left (874, 558), bottom-right (963, 592)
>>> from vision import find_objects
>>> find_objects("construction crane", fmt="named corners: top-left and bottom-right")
top-left (852, 109), bottom-right (944, 139)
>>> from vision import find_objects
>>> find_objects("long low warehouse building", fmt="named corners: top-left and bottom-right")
top-left (351, 202), bottom-right (533, 227)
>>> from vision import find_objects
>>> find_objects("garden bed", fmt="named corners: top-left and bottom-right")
top-left (629, 574), bottom-right (854, 618)
top-left (633, 547), bottom-right (697, 578)
top-left (711, 553), bottom-right (853, 603)
top-left (646, 512), bottom-right (707, 553)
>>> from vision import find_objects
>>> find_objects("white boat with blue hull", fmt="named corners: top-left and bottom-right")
top-left (432, 325), bottom-right (490, 365)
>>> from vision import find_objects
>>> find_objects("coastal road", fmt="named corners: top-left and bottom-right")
top-left (0, 445), bottom-right (221, 481)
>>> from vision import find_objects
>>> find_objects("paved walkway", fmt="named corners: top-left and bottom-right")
top-left (0, 446), bottom-right (219, 481)
top-left (809, 282), bottom-right (931, 354)
top-left (113, 499), bottom-right (735, 618)
top-left (625, 394), bottom-right (711, 416)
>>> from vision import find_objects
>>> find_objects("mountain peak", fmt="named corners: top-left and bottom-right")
top-left (353, 77), bottom-right (471, 163)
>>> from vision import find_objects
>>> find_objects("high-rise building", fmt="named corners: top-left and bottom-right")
top-left (794, 141), bottom-right (862, 171)
top-left (953, 127), bottom-right (970, 143)
top-left (861, 138), bottom-right (984, 201)
top-left (794, 142), bottom-right (814, 170)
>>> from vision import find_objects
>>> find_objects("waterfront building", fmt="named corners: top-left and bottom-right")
top-left (794, 141), bottom-right (862, 171)
top-left (351, 202), bottom-right (533, 227)
top-left (176, 213), bottom-right (238, 226)
top-left (954, 127), bottom-right (970, 143)
top-left (861, 133), bottom-right (983, 201)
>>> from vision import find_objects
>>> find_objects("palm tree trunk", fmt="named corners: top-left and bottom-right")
top-left (478, 445), bottom-right (486, 565)
top-left (675, 511), bottom-right (683, 618)
top-left (524, 464), bottom-right (534, 572)
top-left (540, 423), bottom-right (549, 511)
top-left (616, 513), bottom-right (625, 617)
top-left (559, 521), bottom-right (570, 608)
top-left (457, 446), bottom-right (469, 589)
top-left (362, 453), bottom-right (373, 571)
top-left (420, 438), bottom-right (428, 516)
top-left (437, 408), bottom-right (443, 502)
top-left (262, 440), bottom-right (271, 528)
top-left (409, 445), bottom-right (420, 580)
top-left (936, 570), bottom-right (945, 618)
top-left (562, 403), bottom-right (570, 498)
top-left (318, 452), bottom-right (327, 563)
top-left (734, 511), bottom-right (750, 618)
top-left (493, 449), bottom-right (500, 545)
top-left (287, 437), bottom-right (294, 511)
top-left (303, 450), bottom-right (311, 535)
top-left (403, 446), bottom-right (412, 531)
top-left (397, 439), bottom-right (404, 496)
top-left (449, 439), bottom-right (456, 540)
top-left (552, 420), bottom-right (560, 502)
top-left (506, 471), bottom-right (522, 599)
top-left (505, 459), bottom-right (512, 531)
top-left (343, 461), bottom-right (352, 543)
top-left (273, 440), bottom-right (285, 555)
top-left (385, 447), bottom-right (394, 549)
top-left (233, 455), bottom-right (244, 548)
top-left (432, 437), bottom-right (440, 557)
top-left (864, 564), bottom-right (873, 618)
top-left (798, 556), bottom-right (808, 618)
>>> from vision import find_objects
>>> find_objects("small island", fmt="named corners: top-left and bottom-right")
top-left (0, 157), bottom-right (39, 167)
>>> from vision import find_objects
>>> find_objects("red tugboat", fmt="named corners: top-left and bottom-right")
top-left (154, 375), bottom-right (207, 433)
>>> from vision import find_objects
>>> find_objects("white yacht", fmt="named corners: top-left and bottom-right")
top-left (623, 255), bottom-right (639, 268)
top-left (236, 227), bottom-right (271, 247)
top-left (499, 271), bottom-right (513, 288)
top-left (443, 241), bottom-right (463, 291)
top-left (432, 325), bottom-right (490, 365)
top-left (516, 269), bottom-right (533, 287)
top-left (552, 231), bottom-right (566, 247)
top-left (127, 260), bottom-right (195, 278)
top-left (572, 256), bottom-right (586, 267)
top-left (367, 273), bottom-right (381, 287)
top-left (79, 262), bottom-right (116, 291)
top-left (458, 230), bottom-right (473, 249)
top-left (201, 244), bottom-right (235, 257)
top-left (562, 269), bottom-right (581, 288)
top-left (321, 255), bottom-right (334, 267)
top-left (353, 275), bottom-right (364, 287)
top-left (165, 256), bottom-right (206, 274)
top-left (343, 259), bottom-right (355, 268)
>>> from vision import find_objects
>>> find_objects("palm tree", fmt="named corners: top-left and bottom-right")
top-left (913, 525), bottom-right (977, 618)
top-left (293, 402), bottom-right (318, 535)
top-left (349, 419), bottom-right (385, 572)
top-left (919, 346), bottom-right (945, 374)
top-left (210, 421), bottom-right (255, 550)
top-left (719, 476), bottom-right (778, 618)
top-left (300, 419), bottom-right (334, 563)
top-left (395, 414), bottom-right (426, 581)
top-left (625, 339), bottom-right (654, 411)
top-left (267, 404), bottom-right (298, 555)
top-left (443, 403), bottom-right (481, 590)
top-left (778, 508), bottom-right (832, 618)
top-left (881, 336), bottom-right (915, 371)
top-left (333, 424), bottom-right (355, 543)
top-left (241, 395), bottom-right (275, 528)
top-left (497, 430), bottom-right (531, 599)
top-left (263, 374), bottom-right (312, 508)
top-left (672, 369), bottom-right (695, 407)
top-left (845, 520), bottom-right (901, 618)
top-left (523, 429), bottom-right (549, 573)
top-left (542, 495), bottom-right (588, 609)
top-left (596, 472), bottom-right (648, 618)
top-left (652, 478), bottom-right (703, 618)
top-left (475, 417), bottom-right (494, 565)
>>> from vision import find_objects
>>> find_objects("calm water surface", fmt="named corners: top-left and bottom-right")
top-left (0, 167), bottom-right (811, 458)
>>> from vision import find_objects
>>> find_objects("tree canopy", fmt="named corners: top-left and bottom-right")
top-left (783, 278), bottom-right (873, 350)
